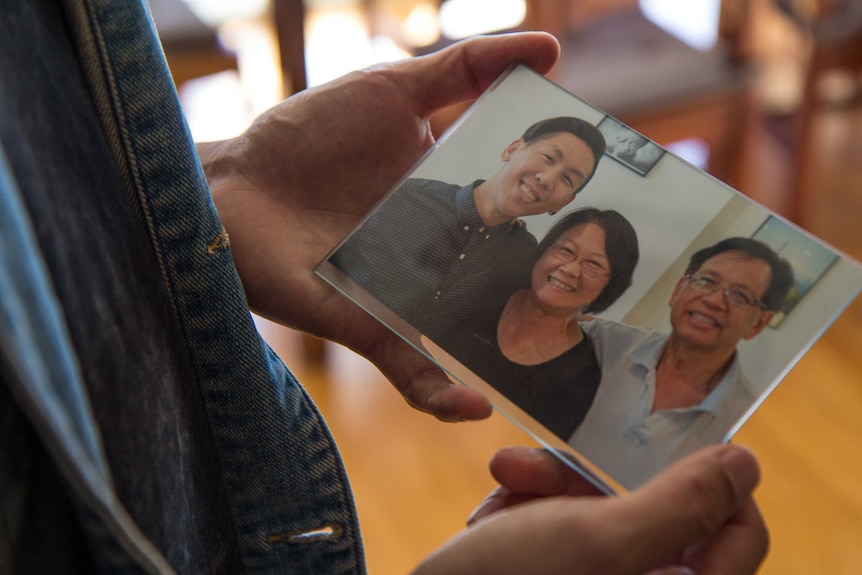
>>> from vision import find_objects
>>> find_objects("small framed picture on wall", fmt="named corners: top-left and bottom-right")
top-left (597, 115), bottom-right (665, 176)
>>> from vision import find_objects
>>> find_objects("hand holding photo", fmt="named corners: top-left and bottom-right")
top-left (315, 64), bottom-right (862, 494)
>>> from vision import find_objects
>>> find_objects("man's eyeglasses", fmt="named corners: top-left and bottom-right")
top-left (684, 274), bottom-right (767, 309)
top-left (549, 243), bottom-right (611, 278)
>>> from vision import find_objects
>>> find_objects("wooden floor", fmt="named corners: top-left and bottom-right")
top-left (258, 99), bottom-right (862, 574)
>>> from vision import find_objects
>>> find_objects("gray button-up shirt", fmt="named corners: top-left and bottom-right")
top-left (569, 319), bottom-right (757, 490)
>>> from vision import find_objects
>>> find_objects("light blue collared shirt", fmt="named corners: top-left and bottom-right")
top-left (569, 320), bottom-right (757, 489)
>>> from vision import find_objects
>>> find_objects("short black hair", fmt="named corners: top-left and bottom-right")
top-left (520, 117), bottom-right (606, 196)
top-left (536, 207), bottom-right (639, 313)
top-left (685, 237), bottom-right (795, 311)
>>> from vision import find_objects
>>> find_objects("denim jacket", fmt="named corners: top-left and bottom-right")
top-left (0, 0), bottom-right (364, 572)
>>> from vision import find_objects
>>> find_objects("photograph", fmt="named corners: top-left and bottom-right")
top-left (315, 63), bottom-right (862, 494)
top-left (597, 115), bottom-right (665, 176)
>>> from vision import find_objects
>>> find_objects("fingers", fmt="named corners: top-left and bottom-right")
top-left (489, 446), bottom-right (598, 497)
top-left (411, 371), bottom-right (494, 422)
top-left (368, 333), bottom-right (493, 421)
top-left (387, 32), bottom-right (560, 118)
top-left (678, 496), bottom-right (768, 575)
top-left (416, 445), bottom-right (765, 575)
top-left (603, 444), bottom-right (764, 573)
top-left (468, 447), bottom-right (600, 526)
top-left (642, 497), bottom-right (767, 575)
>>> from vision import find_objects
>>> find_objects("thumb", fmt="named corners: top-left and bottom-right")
top-left (387, 32), bottom-right (560, 118)
top-left (605, 444), bottom-right (761, 572)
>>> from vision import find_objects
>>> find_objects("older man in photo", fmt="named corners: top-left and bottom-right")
top-left (569, 237), bottom-right (794, 489)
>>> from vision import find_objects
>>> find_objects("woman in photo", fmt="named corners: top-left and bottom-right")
top-left (438, 208), bottom-right (639, 440)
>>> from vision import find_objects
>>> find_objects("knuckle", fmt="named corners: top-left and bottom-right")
top-left (681, 467), bottom-right (736, 538)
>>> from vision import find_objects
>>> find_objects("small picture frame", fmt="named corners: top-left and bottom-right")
top-left (597, 115), bottom-right (665, 176)
top-left (751, 215), bottom-right (840, 328)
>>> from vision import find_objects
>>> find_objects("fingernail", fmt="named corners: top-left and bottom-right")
top-left (466, 490), bottom-right (504, 526)
top-left (721, 446), bottom-right (760, 499)
top-left (645, 568), bottom-right (696, 575)
top-left (503, 445), bottom-right (546, 459)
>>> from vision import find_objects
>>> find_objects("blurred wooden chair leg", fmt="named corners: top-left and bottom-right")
top-left (272, 0), bottom-right (308, 95)
top-left (783, 0), bottom-right (862, 227)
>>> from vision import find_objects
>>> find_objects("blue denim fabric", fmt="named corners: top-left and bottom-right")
top-left (0, 0), bottom-right (365, 573)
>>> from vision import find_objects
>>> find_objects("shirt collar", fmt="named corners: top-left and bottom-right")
top-left (699, 354), bottom-right (749, 413)
top-left (455, 180), bottom-right (526, 234)
top-left (630, 334), bottom-right (748, 416)
top-left (631, 331), bottom-right (668, 371)
top-left (454, 181), bottom-right (485, 231)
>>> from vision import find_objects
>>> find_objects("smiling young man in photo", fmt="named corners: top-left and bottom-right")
top-left (329, 116), bottom-right (606, 340)
top-left (569, 237), bottom-right (794, 489)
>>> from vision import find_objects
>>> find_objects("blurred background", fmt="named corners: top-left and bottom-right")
top-left (149, 0), bottom-right (862, 573)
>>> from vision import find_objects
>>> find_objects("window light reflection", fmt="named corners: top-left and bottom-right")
top-left (439, 0), bottom-right (526, 40)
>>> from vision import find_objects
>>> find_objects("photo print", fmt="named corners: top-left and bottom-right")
top-left (315, 64), bottom-right (862, 494)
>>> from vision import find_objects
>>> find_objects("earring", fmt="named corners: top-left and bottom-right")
top-left (548, 209), bottom-right (558, 216)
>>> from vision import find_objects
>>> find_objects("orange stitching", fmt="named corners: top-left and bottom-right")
top-left (207, 228), bottom-right (230, 254)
